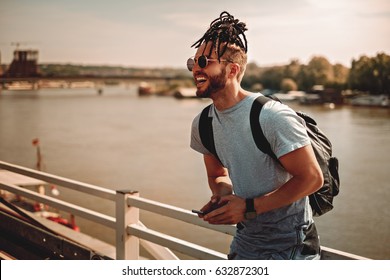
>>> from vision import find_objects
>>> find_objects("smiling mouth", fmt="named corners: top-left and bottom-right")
top-left (195, 75), bottom-right (207, 87)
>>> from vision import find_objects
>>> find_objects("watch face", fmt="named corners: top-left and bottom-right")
top-left (245, 211), bottom-right (257, 220)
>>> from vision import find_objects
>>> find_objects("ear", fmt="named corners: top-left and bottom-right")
top-left (228, 63), bottom-right (240, 79)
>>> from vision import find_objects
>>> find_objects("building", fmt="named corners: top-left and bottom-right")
top-left (2, 49), bottom-right (40, 78)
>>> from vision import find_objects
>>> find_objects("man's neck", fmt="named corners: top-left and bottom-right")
top-left (212, 85), bottom-right (250, 111)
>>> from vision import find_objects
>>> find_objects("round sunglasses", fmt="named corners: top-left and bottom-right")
top-left (187, 55), bottom-right (232, 71)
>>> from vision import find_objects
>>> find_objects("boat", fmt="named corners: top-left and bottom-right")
top-left (138, 82), bottom-right (154, 96)
top-left (273, 91), bottom-right (306, 102)
top-left (38, 80), bottom-right (68, 89)
top-left (350, 94), bottom-right (389, 107)
top-left (173, 87), bottom-right (198, 99)
top-left (5, 81), bottom-right (37, 90)
top-left (299, 93), bottom-right (322, 105)
top-left (0, 138), bottom-right (79, 231)
top-left (69, 81), bottom-right (95, 88)
top-left (0, 169), bottom-right (79, 232)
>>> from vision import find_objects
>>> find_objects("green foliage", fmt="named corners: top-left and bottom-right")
top-left (348, 53), bottom-right (390, 95)
top-left (280, 78), bottom-right (298, 92)
top-left (24, 52), bottom-right (389, 96)
top-left (259, 66), bottom-right (284, 90)
top-left (242, 53), bottom-right (387, 94)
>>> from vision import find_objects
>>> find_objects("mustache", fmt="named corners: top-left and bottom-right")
top-left (194, 70), bottom-right (208, 78)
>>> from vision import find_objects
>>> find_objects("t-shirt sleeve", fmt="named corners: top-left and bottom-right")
top-left (260, 101), bottom-right (310, 159)
top-left (190, 113), bottom-right (212, 155)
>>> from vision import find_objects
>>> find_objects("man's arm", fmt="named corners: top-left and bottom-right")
top-left (199, 154), bottom-right (233, 213)
top-left (254, 144), bottom-right (324, 215)
top-left (204, 144), bottom-right (323, 224)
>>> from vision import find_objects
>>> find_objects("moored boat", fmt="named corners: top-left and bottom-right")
top-left (138, 81), bottom-right (154, 96)
top-left (5, 81), bottom-right (37, 90)
top-left (173, 87), bottom-right (198, 99)
top-left (350, 94), bottom-right (389, 107)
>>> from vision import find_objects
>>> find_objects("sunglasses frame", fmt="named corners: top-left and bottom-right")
top-left (187, 55), bottom-right (231, 71)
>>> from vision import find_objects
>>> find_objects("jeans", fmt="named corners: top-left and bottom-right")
top-left (228, 222), bottom-right (321, 260)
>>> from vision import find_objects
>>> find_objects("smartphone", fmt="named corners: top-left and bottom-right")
top-left (192, 201), bottom-right (227, 216)
top-left (192, 209), bottom-right (205, 215)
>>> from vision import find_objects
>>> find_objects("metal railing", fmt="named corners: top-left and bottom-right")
top-left (0, 160), bottom-right (368, 260)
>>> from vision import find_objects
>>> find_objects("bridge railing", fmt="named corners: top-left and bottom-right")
top-left (0, 160), bottom-right (368, 260)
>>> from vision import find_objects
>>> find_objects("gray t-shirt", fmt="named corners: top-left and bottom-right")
top-left (190, 93), bottom-right (315, 259)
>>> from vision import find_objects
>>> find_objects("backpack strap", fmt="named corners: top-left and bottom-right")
top-left (199, 104), bottom-right (222, 164)
top-left (199, 95), bottom-right (279, 165)
top-left (250, 95), bottom-right (279, 162)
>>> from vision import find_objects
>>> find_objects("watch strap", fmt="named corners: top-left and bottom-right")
top-left (245, 198), bottom-right (255, 212)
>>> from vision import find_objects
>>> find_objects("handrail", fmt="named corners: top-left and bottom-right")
top-left (0, 162), bottom-right (226, 260)
top-left (0, 161), bottom-right (369, 260)
top-left (0, 181), bottom-right (115, 228)
top-left (0, 160), bottom-right (116, 201)
top-left (127, 196), bottom-right (236, 235)
top-left (128, 223), bottom-right (227, 260)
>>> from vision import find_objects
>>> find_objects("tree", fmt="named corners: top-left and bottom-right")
top-left (306, 56), bottom-right (334, 86)
top-left (241, 52), bottom-right (389, 95)
top-left (373, 53), bottom-right (390, 95)
top-left (348, 55), bottom-right (373, 92)
top-left (330, 63), bottom-right (349, 89)
top-left (348, 53), bottom-right (390, 95)
top-left (259, 66), bottom-right (284, 90)
top-left (284, 59), bottom-right (301, 80)
top-left (296, 65), bottom-right (311, 91)
top-left (280, 78), bottom-right (298, 92)
top-left (242, 74), bottom-right (260, 91)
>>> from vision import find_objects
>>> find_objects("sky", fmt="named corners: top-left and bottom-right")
top-left (1, 0), bottom-right (389, 68)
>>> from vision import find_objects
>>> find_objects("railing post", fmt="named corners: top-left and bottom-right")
top-left (116, 190), bottom-right (139, 260)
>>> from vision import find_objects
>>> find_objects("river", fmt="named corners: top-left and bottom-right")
top-left (0, 86), bottom-right (389, 259)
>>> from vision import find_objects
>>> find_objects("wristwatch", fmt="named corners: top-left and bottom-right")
top-left (244, 198), bottom-right (257, 220)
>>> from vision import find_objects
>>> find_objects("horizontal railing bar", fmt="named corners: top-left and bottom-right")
top-left (127, 196), bottom-right (236, 236)
top-left (137, 222), bottom-right (179, 260)
top-left (0, 161), bottom-right (369, 260)
top-left (320, 246), bottom-right (369, 260)
top-left (0, 182), bottom-right (116, 229)
top-left (128, 224), bottom-right (227, 260)
top-left (0, 160), bottom-right (116, 201)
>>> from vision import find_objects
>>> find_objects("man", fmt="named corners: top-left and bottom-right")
top-left (189, 11), bottom-right (324, 260)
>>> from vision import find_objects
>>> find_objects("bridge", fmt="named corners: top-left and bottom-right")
top-left (1, 48), bottom-right (191, 88)
top-left (0, 75), bottom-right (193, 92)
top-left (0, 74), bottom-right (191, 85)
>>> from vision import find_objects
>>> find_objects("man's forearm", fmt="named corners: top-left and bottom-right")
top-left (208, 176), bottom-right (233, 197)
top-left (254, 170), bottom-right (323, 215)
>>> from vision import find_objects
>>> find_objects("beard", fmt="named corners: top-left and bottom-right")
top-left (196, 68), bottom-right (227, 98)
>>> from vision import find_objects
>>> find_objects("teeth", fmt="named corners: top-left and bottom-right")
top-left (196, 76), bottom-right (206, 82)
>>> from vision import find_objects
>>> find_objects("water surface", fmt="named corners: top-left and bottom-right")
top-left (0, 87), bottom-right (389, 259)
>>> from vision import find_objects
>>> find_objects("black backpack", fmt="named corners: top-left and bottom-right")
top-left (199, 95), bottom-right (340, 216)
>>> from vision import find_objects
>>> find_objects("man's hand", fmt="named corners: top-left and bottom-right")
top-left (203, 195), bottom-right (246, 225)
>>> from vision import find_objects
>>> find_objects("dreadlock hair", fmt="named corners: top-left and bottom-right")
top-left (191, 11), bottom-right (248, 80)
top-left (191, 11), bottom-right (248, 59)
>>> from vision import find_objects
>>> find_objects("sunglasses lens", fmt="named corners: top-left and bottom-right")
top-left (198, 55), bottom-right (208, 68)
top-left (187, 58), bottom-right (195, 71)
